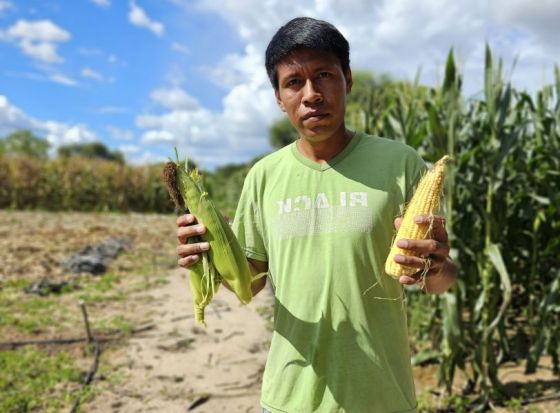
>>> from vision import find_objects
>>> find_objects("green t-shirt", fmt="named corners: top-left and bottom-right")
top-left (233, 132), bottom-right (426, 413)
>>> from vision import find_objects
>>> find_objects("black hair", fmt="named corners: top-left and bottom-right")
top-left (265, 17), bottom-right (350, 90)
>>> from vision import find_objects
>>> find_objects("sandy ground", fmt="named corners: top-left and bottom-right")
top-left (84, 267), bottom-right (560, 413)
top-left (1, 211), bottom-right (558, 413)
top-left (85, 268), bottom-right (274, 413)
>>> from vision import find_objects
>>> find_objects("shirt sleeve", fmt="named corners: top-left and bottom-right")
top-left (232, 167), bottom-right (268, 262)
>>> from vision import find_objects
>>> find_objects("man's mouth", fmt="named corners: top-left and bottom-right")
top-left (302, 112), bottom-right (328, 121)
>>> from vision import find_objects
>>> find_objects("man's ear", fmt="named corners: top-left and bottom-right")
top-left (345, 69), bottom-right (353, 94)
top-left (275, 89), bottom-right (286, 112)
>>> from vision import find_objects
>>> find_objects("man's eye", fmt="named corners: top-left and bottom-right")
top-left (318, 72), bottom-right (331, 78)
top-left (287, 79), bottom-right (300, 86)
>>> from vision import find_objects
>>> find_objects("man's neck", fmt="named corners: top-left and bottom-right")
top-left (296, 128), bottom-right (355, 164)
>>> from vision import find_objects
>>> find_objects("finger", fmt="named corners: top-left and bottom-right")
top-left (178, 255), bottom-right (199, 268)
top-left (176, 214), bottom-right (196, 227)
top-left (397, 255), bottom-right (447, 286)
top-left (176, 242), bottom-right (210, 257)
top-left (396, 238), bottom-right (450, 258)
top-left (177, 224), bottom-right (206, 244)
top-left (394, 217), bottom-right (403, 230)
top-left (393, 253), bottom-right (427, 270)
top-left (414, 214), bottom-right (448, 243)
top-left (399, 275), bottom-right (421, 285)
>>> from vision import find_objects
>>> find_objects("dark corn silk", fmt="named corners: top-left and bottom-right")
top-left (163, 162), bottom-right (185, 211)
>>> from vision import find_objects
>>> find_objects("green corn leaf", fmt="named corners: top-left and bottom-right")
top-left (485, 243), bottom-right (512, 337)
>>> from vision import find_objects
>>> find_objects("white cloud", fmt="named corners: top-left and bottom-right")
top-left (118, 144), bottom-right (141, 154)
top-left (195, 0), bottom-right (491, 86)
top-left (77, 49), bottom-right (124, 67)
top-left (0, 95), bottom-right (38, 135)
top-left (148, 0), bottom-right (560, 169)
top-left (0, 19), bottom-right (70, 63)
top-left (136, 79), bottom-right (279, 168)
top-left (91, 0), bottom-right (110, 7)
top-left (107, 126), bottom-right (134, 141)
top-left (204, 44), bottom-right (265, 89)
top-left (171, 41), bottom-right (189, 55)
top-left (81, 67), bottom-right (107, 82)
top-left (127, 150), bottom-right (167, 165)
top-left (49, 73), bottom-right (79, 86)
top-left (5, 1), bottom-right (552, 169)
top-left (94, 106), bottom-right (129, 114)
top-left (136, 108), bottom-right (217, 146)
top-left (141, 129), bottom-right (175, 144)
top-left (128, 1), bottom-right (164, 37)
top-left (7, 70), bottom-right (80, 87)
top-left (117, 145), bottom-right (165, 164)
top-left (164, 64), bottom-right (187, 86)
top-left (493, 0), bottom-right (560, 51)
top-left (0, 95), bottom-right (98, 151)
top-left (78, 47), bottom-right (103, 56)
top-left (20, 40), bottom-right (61, 63)
top-left (0, 1), bottom-right (13, 15)
top-left (195, 0), bottom-right (559, 95)
top-left (43, 122), bottom-right (97, 146)
top-left (150, 87), bottom-right (199, 111)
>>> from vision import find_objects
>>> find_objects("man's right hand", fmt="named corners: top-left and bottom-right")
top-left (176, 214), bottom-right (210, 268)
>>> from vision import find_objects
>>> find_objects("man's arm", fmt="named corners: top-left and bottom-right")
top-left (200, 258), bottom-right (268, 296)
top-left (421, 256), bottom-right (457, 294)
top-left (392, 214), bottom-right (458, 294)
top-left (248, 258), bottom-right (268, 296)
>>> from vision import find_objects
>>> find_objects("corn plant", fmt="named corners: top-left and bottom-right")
top-left (350, 46), bottom-right (560, 408)
top-left (0, 156), bottom-right (175, 213)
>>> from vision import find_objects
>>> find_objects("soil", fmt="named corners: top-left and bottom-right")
top-left (85, 268), bottom-right (273, 413)
top-left (1, 211), bottom-right (558, 413)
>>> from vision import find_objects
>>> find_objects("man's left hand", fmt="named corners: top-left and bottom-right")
top-left (393, 214), bottom-right (457, 292)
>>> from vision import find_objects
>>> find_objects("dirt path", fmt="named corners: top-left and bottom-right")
top-left (87, 269), bottom-right (274, 413)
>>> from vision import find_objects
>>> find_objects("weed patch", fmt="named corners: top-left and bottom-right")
top-left (0, 347), bottom-right (82, 413)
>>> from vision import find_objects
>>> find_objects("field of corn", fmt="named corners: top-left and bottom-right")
top-left (0, 47), bottom-right (559, 412)
top-left (0, 149), bottom-right (251, 219)
top-left (344, 48), bottom-right (559, 409)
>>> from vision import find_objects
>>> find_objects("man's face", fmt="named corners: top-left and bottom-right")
top-left (274, 48), bottom-right (352, 143)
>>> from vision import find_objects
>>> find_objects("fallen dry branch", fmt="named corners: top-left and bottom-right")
top-left (68, 338), bottom-right (101, 413)
top-left (0, 336), bottom-right (110, 350)
top-left (520, 392), bottom-right (560, 406)
top-left (187, 395), bottom-right (211, 411)
top-left (0, 323), bottom-right (156, 350)
top-left (68, 302), bottom-right (102, 413)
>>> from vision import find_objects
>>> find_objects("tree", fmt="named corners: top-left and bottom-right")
top-left (57, 142), bottom-right (124, 163)
top-left (269, 117), bottom-right (298, 149)
top-left (0, 130), bottom-right (50, 159)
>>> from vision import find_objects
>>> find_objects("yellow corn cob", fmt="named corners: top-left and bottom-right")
top-left (385, 155), bottom-right (450, 278)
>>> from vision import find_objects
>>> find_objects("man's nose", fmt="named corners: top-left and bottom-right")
top-left (302, 79), bottom-right (322, 104)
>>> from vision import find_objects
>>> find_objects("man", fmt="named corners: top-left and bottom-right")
top-left (176, 17), bottom-right (457, 413)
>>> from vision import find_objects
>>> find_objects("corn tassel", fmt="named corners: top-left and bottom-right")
top-left (385, 155), bottom-right (450, 278)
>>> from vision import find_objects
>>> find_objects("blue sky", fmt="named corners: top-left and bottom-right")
top-left (0, 0), bottom-right (559, 169)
